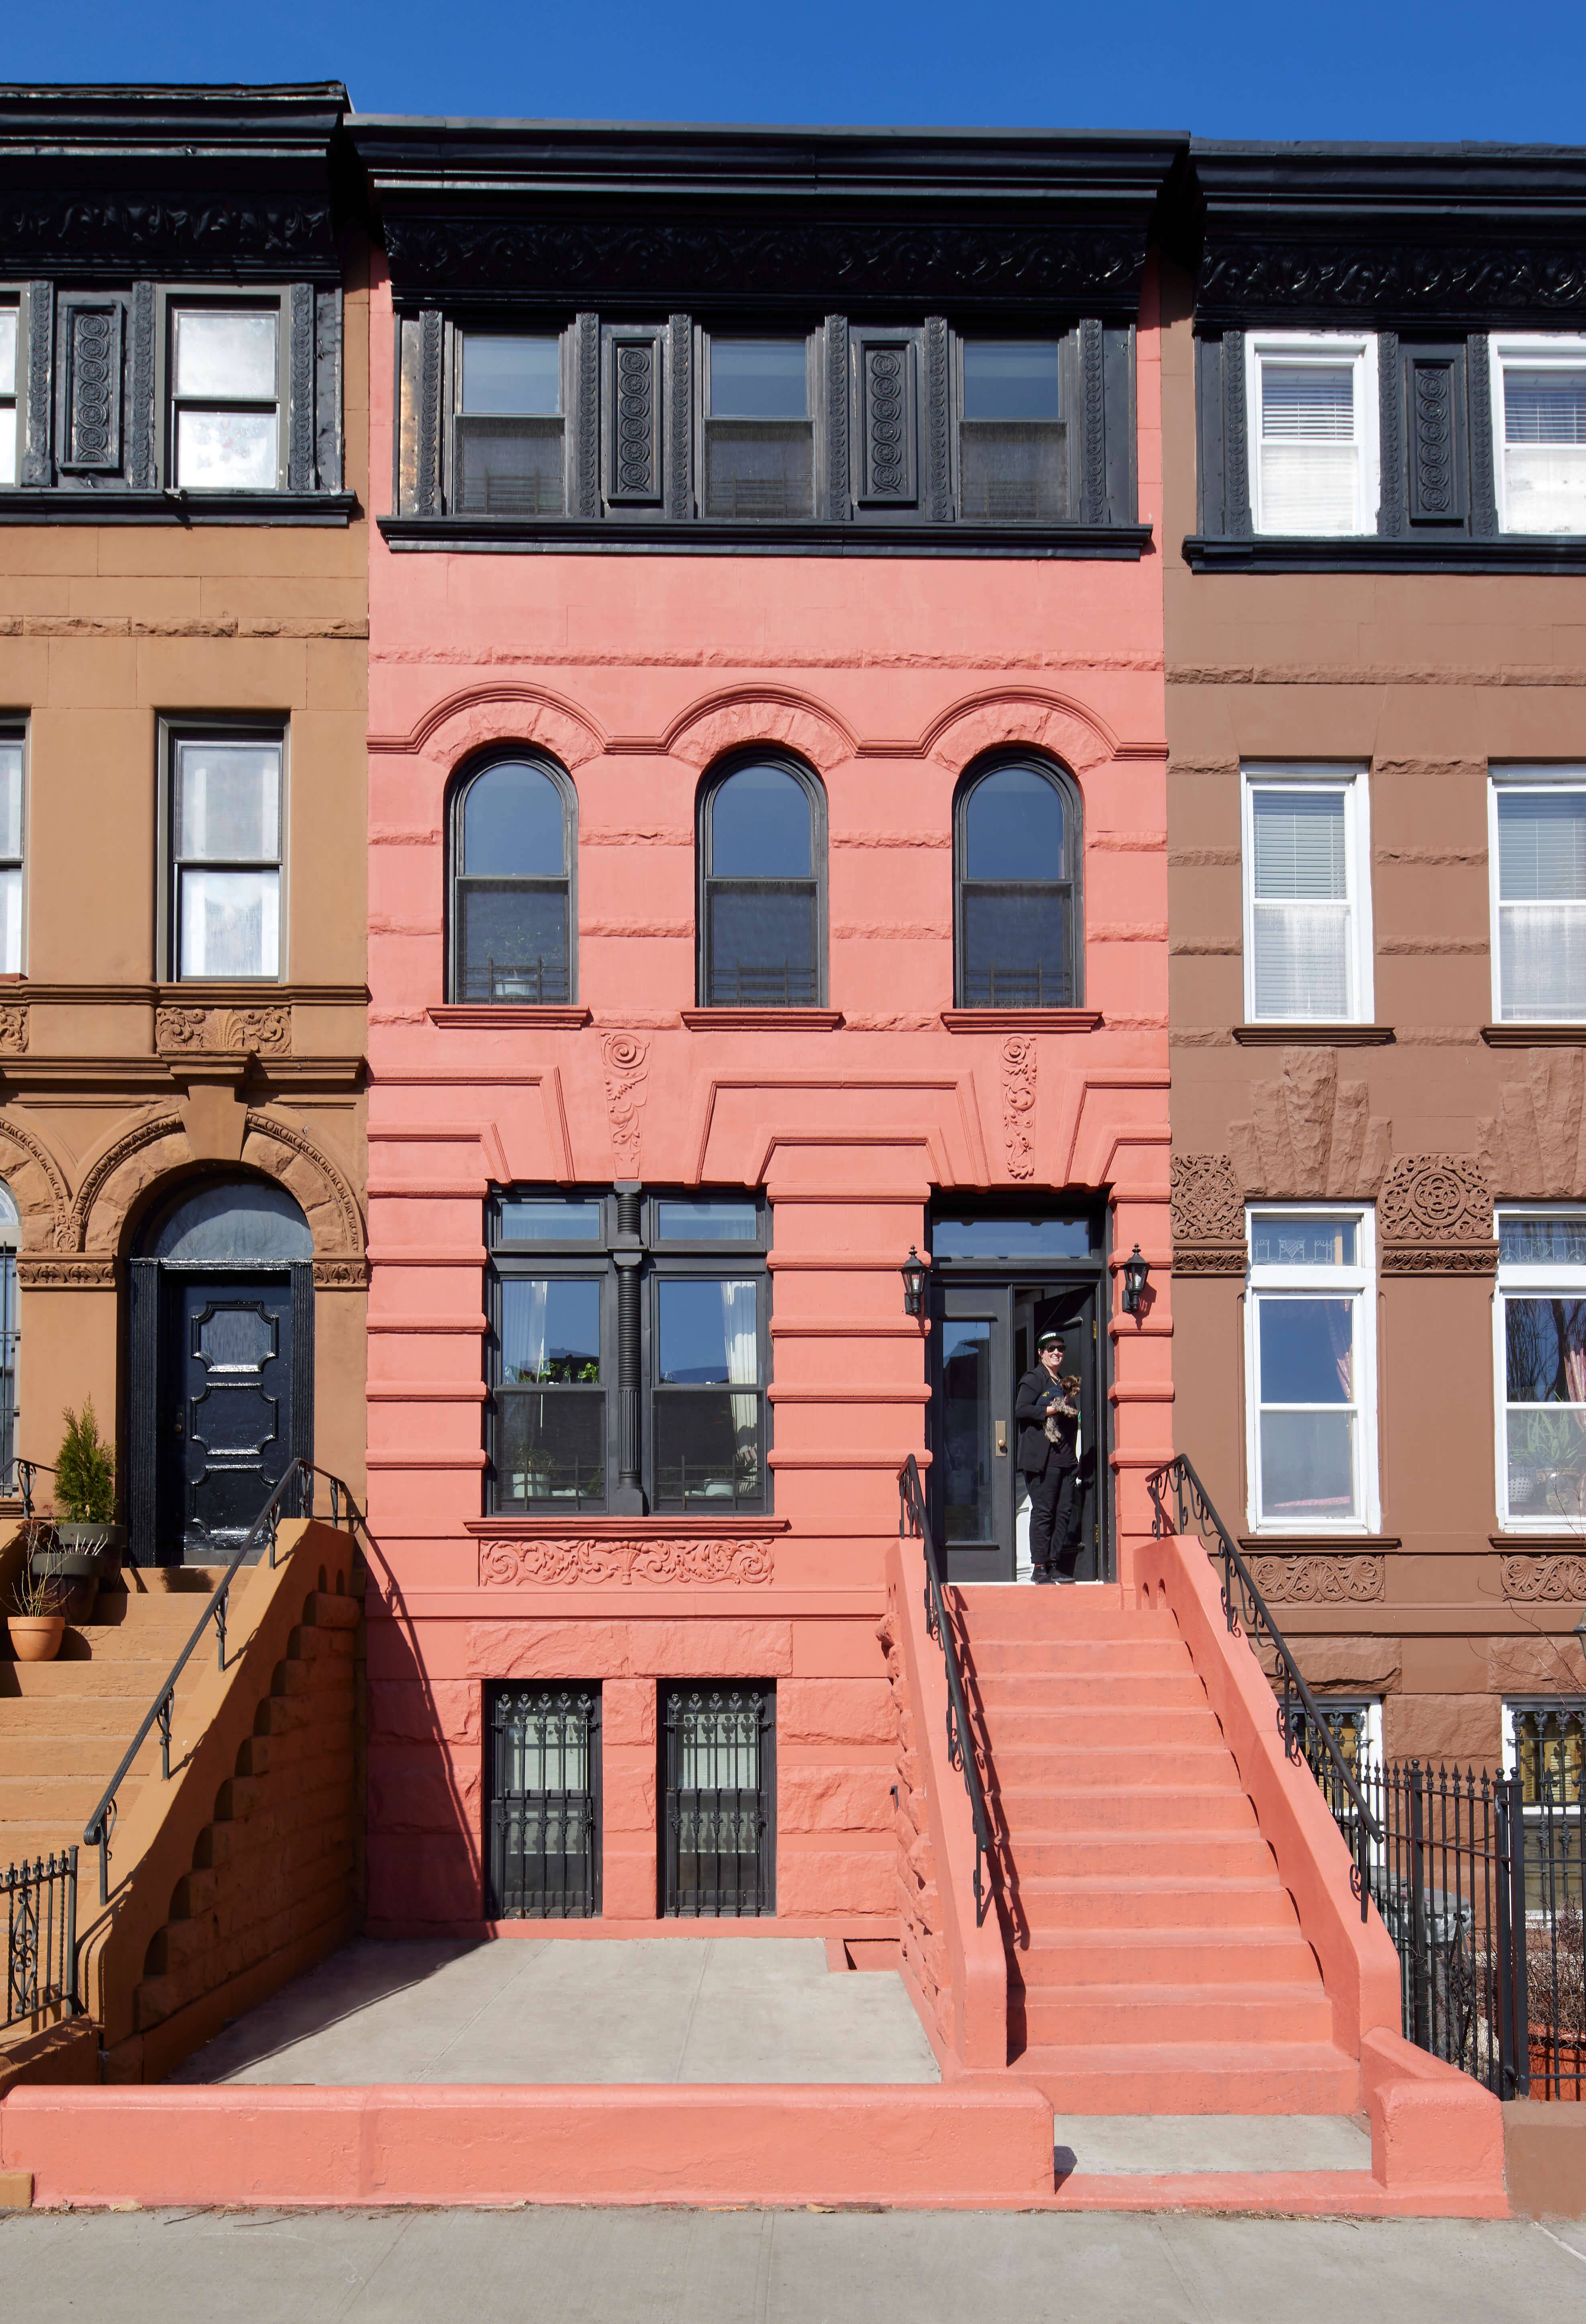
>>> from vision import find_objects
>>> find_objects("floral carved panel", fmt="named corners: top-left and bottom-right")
top-left (0, 1004), bottom-right (28, 1054)
top-left (1170, 1154), bottom-right (1247, 1276)
top-left (1502, 1552), bottom-right (1586, 1603)
top-left (1001, 1036), bottom-right (1036, 1181)
top-left (480, 1538), bottom-right (774, 1587)
top-left (157, 1004), bottom-right (290, 1056)
top-left (602, 1033), bottom-right (649, 1176)
top-left (1245, 1553), bottom-right (1386, 1604)
top-left (1379, 1153), bottom-right (1496, 1275)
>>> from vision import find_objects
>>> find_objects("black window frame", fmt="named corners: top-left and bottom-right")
top-left (445, 318), bottom-right (573, 519)
top-left (486, 1186), bottom-right (771, 1517)
top-left (0, 289), bottom-right (21, 489)
top-left (951, 332), bottom-right (1080, 525)
top-left (660, 1681), bottom-right (776, 1918)
top-left (696, 324), bottom-right (822, 524)
top-left (487, 1680), bottom-right (603, 1920)
top-left (696, 752), bottom-right (828, 1010)
top-left (447, 749), bottom-right (578, 1006)
top-left (952, 751), bottom-right (1084, 1009)
top-left (158, 714), bottom-right (288, 985)
top-left (156, 287), bottom-right (292, 495)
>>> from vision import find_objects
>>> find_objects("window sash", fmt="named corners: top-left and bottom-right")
top-left (1491, 778), bottom-right (1586, 1023)
top-left (1493, 339), bottom-right (1586, 535)
top-left (1247, 1205), bottom-right (1375, 1532)
top-left (1495, 1209), bottom-right (1586, 1526)
top-left (1242, 773), bottom-right (1369, 1025)
top-left (167, 731), bottom-right (284, 983)
top-left (1247, 336), bottom-right (1377, 538)
top-left (167, 301), bottom-right (284, 492)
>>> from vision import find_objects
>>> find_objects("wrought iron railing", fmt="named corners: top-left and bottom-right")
top-left (4, 1847), bottom-right (77, 2028)
top-left (14, 1456), bottom-right (56, 1518)
top-left (1146, 1453), bottom-right (1381, 1920)
top-left (81, 1459), bottom-right (361, 1907)
top-left (898, 1453), bottom-right (995, 1927)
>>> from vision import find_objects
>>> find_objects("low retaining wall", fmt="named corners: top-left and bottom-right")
top-left (1503, 2100), bottom-right (1586, 2220)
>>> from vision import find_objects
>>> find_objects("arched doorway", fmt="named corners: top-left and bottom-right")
top-left (128, 1176), bottom-right (314, 1566)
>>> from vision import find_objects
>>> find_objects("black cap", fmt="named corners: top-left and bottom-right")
top-left (1037, 1329), bottom-right (1064, 1349)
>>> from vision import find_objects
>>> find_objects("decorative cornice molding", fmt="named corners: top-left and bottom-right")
top-left (0, 194), bottom-right (339, 280)
top-left (16, 1255), bottom-right (115, 1290)
top-left (941, 1008), bottom-right (1102, 1035)
top-left (1232, 1023), bottom-right (1394, 1047)
top-left (479, 1536), bottom-right (775, 1588)
top-left (1379, 1152), bottom-right (1497, 1276)
top-left (1198, 239), bottom-right (1586, 326)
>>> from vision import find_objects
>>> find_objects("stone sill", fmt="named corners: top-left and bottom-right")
top-left (679, 1009), bottom-right (843, 1032)
top-left (1482, 1024), bottom-right (1586, 1046)
top-left (1233, 1023), bottom-right (1393, 1046)
top-left (380, 515), bottom-right (1155, 560)
top-left (0, 489), bottom-right (357, 527)
top-left (940, 1008), bottom-right (1103, 1034)
top-left (428, 1006), bottom-right (592, 1030)
top-left (1183, 532), bottom-right (1586, 576)
top-left (1239, 1535), bottom-right (1401, 1554)
top-left (465, 1516), bottom-right (790, 1537)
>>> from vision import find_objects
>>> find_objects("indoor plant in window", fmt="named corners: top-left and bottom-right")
top-left (30, 1402), bottom-right (124, 1620)
top-left (6, 1560), bottom-right (68, 1663)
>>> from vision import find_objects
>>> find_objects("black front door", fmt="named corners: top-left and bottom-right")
top-left (151, 1268), bottom-right (310, 1563)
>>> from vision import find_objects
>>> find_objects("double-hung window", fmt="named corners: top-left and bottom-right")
top-left (1494, 1210), bottom-right (1586, 1529)
top-left (1247, 332), bottom-right (1379, 536)
top-left (453, 331), bottom-right (565, 516)
top-left (957, 341), bottom-right (1068, 520)
top-left (0, 724), bottom-right (24, 974)
top-left (167, 302), bottom-right (284, 491)
top-left (698, 759), bottom-right (825, 1007)
top-left (1491, 336), bottom-right (1586, 536)
top-left (165, 726), bottom-right (284, 981)
top-left (1490, 769), bottom-right (1586, 1024)
top-left (487, 1191), bottom-right (769, 1515)
top-left (0, 302), bottom-right (17, 485)
top-left (1246, 1207), bottom-right (1378, 1531)
top-left (702, 338), bottom-right (814, 520)
top-left (449, 755), bottom-right (576, 1004)
top-left (1242, 767), bottom-right (1372, 1024)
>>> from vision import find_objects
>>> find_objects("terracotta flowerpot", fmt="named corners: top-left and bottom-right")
top-left (1528, 2032), bottom-right (1586, 2099)
top-left (8, 1613), bottom-right (66, 1663)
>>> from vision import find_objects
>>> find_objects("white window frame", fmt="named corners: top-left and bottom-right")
top-left (0, 719), bottom-right (25, 977)
top-left (1245, 330), bottom-right (1380, 538)
top-left (0, 289), bottom-right (22, 491)
top-left (1241, 763), bottom-right (1374, 1025)
top-left (1492, 1205), bottom-right (1586, 1534)
top-left (1489, 333), bottom-right (1586, 536)
top-left (1245, 1203), bottom-right (1380, 1535)
top-left (1487, 765), bottom-right (1586, 1026)
top-left (157, 716), bottom-right (289, 984)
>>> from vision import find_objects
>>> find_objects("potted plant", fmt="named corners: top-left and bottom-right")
top-left (29, 1401), bottom-right (124, 1621)
top-left (6, 1562), bottom-right (68, 1662)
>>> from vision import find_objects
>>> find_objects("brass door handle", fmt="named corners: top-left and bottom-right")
top-left (994, 1421), bottom-right (1007, 1456)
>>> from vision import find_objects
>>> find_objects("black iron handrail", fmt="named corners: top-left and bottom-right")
top-left (82, 1459), bottom-right (362, 1906)
top-left (14, 1458), bottom-right (56, 1518)
top-left (1146, 1452), bottom-right (1381, 1922)
top-left (898, 1454), bottom-right (995, 1928)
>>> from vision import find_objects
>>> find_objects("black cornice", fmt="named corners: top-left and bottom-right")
top-left (353, 120), bottom-right (1186, 315)
top-left (1190, 142), bottom-right (1586, 328)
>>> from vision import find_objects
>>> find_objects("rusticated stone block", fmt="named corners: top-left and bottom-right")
top-left (774, 1847), bottom-right (895, 1917)
top-left (367, 1836), bottom-right (481, 1926)
top-left (601, 1678), bottom-right (655, 1747)
top-left (780, 1763), bottom-right (893, 1834)
top-left (778, 1677), bottom-right (893, 1745)
top-left (368, 1755), bottom-right (481, 1836)
top-left (602, 1754), bottom-right (657, 1834)
top-left (369, 1678), bottom-right (480, 1745)
top-left (602, 1845), bottom-right (657, 1922)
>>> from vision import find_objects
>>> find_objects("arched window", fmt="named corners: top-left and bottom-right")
top-left (954, 757), bottom-right (1080, 1008)
top-left (449, 756), bottom-right (576, 1005)
top-left (698, 758), bottom-right (826, 1007)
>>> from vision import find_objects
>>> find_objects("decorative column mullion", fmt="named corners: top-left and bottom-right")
top-left (612, 1182), bottom-right (645, 1513)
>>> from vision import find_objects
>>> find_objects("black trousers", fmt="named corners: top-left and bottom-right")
top-left (1024, 1460), bottom-right (1080, 1576)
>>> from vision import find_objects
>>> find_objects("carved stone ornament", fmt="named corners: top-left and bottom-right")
top-left (312, 1257), bottom-right (368, 1290)
top-left (157, 1004), bottom-right (290, 1056)
top-left (0, 193), bottom-right (337, 278)
top-left (0, 1004), bottom-right (28, 1055)
top-left (479, 1537), bottom-right (774, 1588)
top-left (16, 1256), bottom-right (115, 1290)
top-left (1245, 1553), bottom-right (1386, 1604)
top-left (1379, 1152), bottom-right (1496, 1275)
top-left (1000, 1036), bottom-right (1036, 1182)
top-left (383, 216), bottom-right (1147, 312)
top-left (1199, 240), bottom-right (1586, 322)
top-left (1480, 1050), bottom-right (1586, 1199)
top-left (602, 1032), bottom-right (649, 1175)
top-left (1229, 1050), bottom-right (1392, 1201)
top-left (1170, 1154), bottom-right (1247, 1276)
top-left (1502, 1552), bottom-right (1586, 1603)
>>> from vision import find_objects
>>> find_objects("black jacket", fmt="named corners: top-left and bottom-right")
top-left (1014, 1365), bottom-right (1079, 1476)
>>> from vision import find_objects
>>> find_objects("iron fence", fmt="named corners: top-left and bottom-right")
top-left (4, 1847), bottom-right (77, 2030)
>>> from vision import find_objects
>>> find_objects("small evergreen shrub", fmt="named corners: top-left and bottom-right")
top-left (54, 1400), bottom-right (116, 1525)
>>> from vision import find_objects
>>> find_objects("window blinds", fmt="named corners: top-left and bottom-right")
top-left (1503, 366), bottom-right (1586, 534)
top-left (1497, 788), bottom-right (1586, 1020)
top-left (1250, 788), bottom-right (1351, 1019)
top-left (1259, 360), bottom-right (1359, 534)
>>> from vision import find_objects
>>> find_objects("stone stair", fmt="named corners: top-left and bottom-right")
top-left (955, 1583), bottom-right (1361, 2115)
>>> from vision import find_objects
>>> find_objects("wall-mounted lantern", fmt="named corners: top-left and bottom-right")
top-left (1121, 1244), bottom-right (1151, 1317)
top-left (900, 1246), bottom-right (930, 1319)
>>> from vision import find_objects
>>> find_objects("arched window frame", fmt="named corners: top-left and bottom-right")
top-left (952, 751), bottom-right (1084, 1010)
top-left (446, 750), bottom-right (579, 1005)
top-left (696, 752), bottom-right (829, 1009)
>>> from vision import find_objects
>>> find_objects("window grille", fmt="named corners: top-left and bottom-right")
top-left (488, 1682), bottom-right (600, 1918)
top-left (662, 1683), bottom-right (774, 1916)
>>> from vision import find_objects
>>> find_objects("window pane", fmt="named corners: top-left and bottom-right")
top-left (462, 763), bottom-right (565, 877)
top-left (1251, 791), bottom-right (1347, 899)
top-left (1499, 1215), bottom-right (1586, 1266)
top-left (965, 768), bottom-right (1066, 881)
top-left (703, 422), bottom-right (814, 519)
top-left (173, 309), bottom-right (278, 400)
top-left (175, 408), bottom-right (278, 490)
top-left (1262, 363), bottom-right (1353, 440)
top-left (1499, 904), bottom-right (1586, 1021)
top-left (653, 1389), bottom-right (762, 1510)
top-left (962, 344), bottom-right (1061, 422)
top-left (1498, 791), bottom-right (1586, 902)
top-left (178, 868), bottom-right (279, 978)
top-left (709, 341), bottom-right (807, 419)
top-left (961, 886), bottom-right (1072, 1008)
top-left (497, 1389), bottom-right (604, 1506)
top-left (1259, 1297), bottom-right (1353, 1404)
top-left (1503, 444), bottom-right (1586, 534)
top-left (0, 868), bottom-right (20, 976)
top-left (931, 1215), bottom-right (1099, 1259)
top-left (175, 743), bottom-right (280, 863)
top-left (457, 884), bottom-right (569, 1003)
top-left (501, 1277), bottom-right (600, 1383)
top-left (676, 1696), bottom-right (760, 1790)
top-left (707, 887), bottom-right (816, 1005)
top-left (655, 1200), bottom-right (758, 1242)
top-left (1506, 1407), bottom-right (1586, 1522)
top-left (710, 767), bottom-right (812, 878)
top-left (1505, 368), bottom-right (1586, 445)
top-left (497, 1199), bottom-right (602, 1243)
top-left (657, 1278), bottom-right (758, 1387)
top-left (0, 406), bottom-right (14, 488)
top-left (1250, 1217), bottom-right (1357, 1267)
top-left (1259, 441), bottom-right (1358, 533)
top-left (942, 1318), bottom-right (992, 1542)
top-left (454, 417), bottom-right (565, 514)
top-left (461, 335), bottom-right (560, 417)
top-left (0, 743), bottom-right (21, 860)
top-left (1260, 1409), bottom-right (1356, 1520)
top-left (0, 310), bottom-right (14, 398)
top-left (1252, 900), bottom-right (1349, 1018)
top-left (959, 422), bottom-right (1067, 519)
top-left (1505, 1297), bottom-right (1586, 1403)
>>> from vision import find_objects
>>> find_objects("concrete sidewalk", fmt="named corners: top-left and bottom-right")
top-left (1, 2208), bottom-right (1583, 2322)
top-left (169, 1936), bottom-right (942, 2086)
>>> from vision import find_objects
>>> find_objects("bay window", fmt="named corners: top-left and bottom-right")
top-left (1246, 1207), bottom-right (1378, 1531)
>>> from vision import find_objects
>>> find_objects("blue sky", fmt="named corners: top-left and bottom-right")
top-left (8, 1), bottom-right (1586, 143)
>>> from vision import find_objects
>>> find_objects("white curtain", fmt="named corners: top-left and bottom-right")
top-left (502, 1279), bottom-right (549, 1384)
top-left (721, 1279), bottom-right (759, 1485)
top-left (1259, 360), bottom-right (1359, 534)
top-left (1251, 789), bottom-right (1349, 1019)
top-left (1498, 789), bottom-right (1586, 1019)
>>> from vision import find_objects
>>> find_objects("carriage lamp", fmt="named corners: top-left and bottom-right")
top-left (900, 1246), bottom-right (930, 1319)
top-left (1121, 1244), bottom-right (1151, 1316)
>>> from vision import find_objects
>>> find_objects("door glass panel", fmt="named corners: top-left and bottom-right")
top-left (942, 1318), bottom-right (993, 1542)
top-left (197, 1306), bottom-right (276, 1371)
